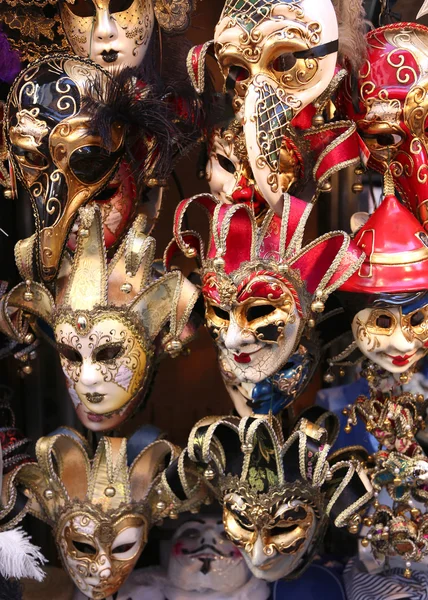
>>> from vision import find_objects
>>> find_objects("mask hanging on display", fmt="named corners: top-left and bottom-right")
top-left (0, 205), bottom-right (200, 431)
top-left (182, 413), bottom-right (372, 582)
top-left (5, 54), bottom-right (181, 283)
top-left (0, 0), bottom-right (196, 64)
top-left (168, 193), bottom-right (363, 416)
top-left (213, 0), bottom-right (339, 209)
top-left (0, 427), bottom-right (194, 599)
top-left (340, 23), bottom-right (428, 232)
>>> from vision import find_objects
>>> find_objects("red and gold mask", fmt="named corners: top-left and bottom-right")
top-left (341, 23), bottom-right (428, 231)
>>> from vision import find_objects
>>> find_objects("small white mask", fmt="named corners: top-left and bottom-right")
top-left (59, 0), bottom-right (155, 70)
top-left (167, 515), bottom-right (250, 593)
top-left (352, 304), bottom-right (428, 374)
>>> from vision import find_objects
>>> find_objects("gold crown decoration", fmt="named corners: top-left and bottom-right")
top-left (0, 204), bottom-right (198, 353)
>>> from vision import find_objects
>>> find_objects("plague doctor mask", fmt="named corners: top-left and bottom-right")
top-left (185, 413), bottom-right (372, 581)
top-left (214, 0), bottom-right (339, 208)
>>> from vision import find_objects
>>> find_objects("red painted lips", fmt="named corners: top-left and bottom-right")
top-left (234, 353), bottom-right (251, 364)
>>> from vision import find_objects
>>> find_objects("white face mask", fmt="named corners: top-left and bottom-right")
top-left (223, 493), bottom-right (316, 582)
top-left (59, 510), bottom-right (146, 599)
top-left (205, 277), bottom-right (301, 384)
top-left (214, 0), bottom-right (338, 209)
top-left (167, 516), bottom-right (250, 593)
top-left (352, 304), bottom-right (428, 373)
top-left (207, 131), bottom-right (241, 204)
top-left (55, 312), bottom-right (147, 431)
top-left (59, 0), bottom-right (155, 70)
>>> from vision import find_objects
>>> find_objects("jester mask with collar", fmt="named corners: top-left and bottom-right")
top-left (0, 205), bottom-right (199, 432)
top-left (184, 412), bottom-right (372, 581)
top-left (5, 54), bottom-right (180, 283)
top-left (0, 427), bottom-right (199, 599)
top-left (169, 193), bottom-right (364, 416)
top-left (339, 23), bottom-right (428, 232)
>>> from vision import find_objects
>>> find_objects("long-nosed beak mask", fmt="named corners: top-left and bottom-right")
top-left (214, 0), bottom-right (338, 208)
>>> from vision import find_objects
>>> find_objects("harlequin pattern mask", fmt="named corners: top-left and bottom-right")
top-left (340, 23), bottom-right (428, 231)
top-left (167, 514), bottom-right (250, 593)
top-left (186, 414), bottom-right (373, 581)
top-left (4, 429), bottom-right (181, 598)
top-left (59, 0), bottom-right (155, 71)
top-left (170, 193), bottom-right (363, 413)
top-left (5, 55), bottom-right (125, 282)
top-left (0, 205), bottom-right (199, 431)
top-left (214, 0), bottom-right (339, 208)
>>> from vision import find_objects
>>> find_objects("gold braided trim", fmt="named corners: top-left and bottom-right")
top-left (370, 246), bottom-right (428, 265)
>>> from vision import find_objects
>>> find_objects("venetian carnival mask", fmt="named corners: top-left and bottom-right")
top-left (340, 23), bottom-right (428, 231)
top-left (5, 55), bottom-right (125, 282)
top-left (2, 428), bottom-right (183, 599)
top-left (59, 0), bottom-right (156, 70)
top-left (185, 414), bottom-right (372, 581)
top-left (167, 514), bottom-right (250, 593)
top-left (214, 0), bottom-right (339, 209)
top-left (58, 0), bottom-right (195, 70)
top-left (170, 193), bottom-right (363, 414)
top-left (339, 185), bottom-right (428, 376)
top-left (0, 205), bottom-right (199, 431)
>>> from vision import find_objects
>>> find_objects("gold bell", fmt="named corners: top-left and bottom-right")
top-left (320, 180), bottom-right (332, 193)
top-left (361, 538), bottom-right (370, 547)
top-left (311, 298), bottom-right (325, 313)
top-left (404, 568), bottom-right (412, 579)
top-left (399, 372), bottom-right (409, 384)
top-left (213, 256), bottom-right (225, 270)
top-left (312, 113), bottom-right (325, 127)
top-left (307, 318), bottom-right (316, 328)
top-left (393, 477), bottom-right (402, 486)
top-left (352, 182), bottom-right (364, 194)
top-left (416, 394), bottom-right (425, 403)
top-left (344, 424), bottom-right (352, 433)
top-left (354, 166), bottom-right (364, 176)
top-left (166, 339), bottom-right (183, 355)
top-left (348, 524), bottom-right (359, 534)
top-left (204, 467), bottom-right (216, 480)
top-left (339, 368), bottom-right (345, 377)
top-left (363, 517), bottom-right (373, 527)
top-left (120, 282), bottom-right (133, 294)
top-left (323, 371), bottom-right (335, 383)
top-left (44, 489), bottom-right (54, 500)
top-left (169, 511), bottom-right (179, 519)
top-left (79, 228), bottom-right (89, 238)
top-left (185, 247), bottom-right (197, 258)
top-left (156, 500), bottom-right (166, 511)
top-left (4, 189), bottom-right (13, 200)
top-left (24, 332), bottom-right (35, 345)
top-left (104, 486), bottom-right (116, 497)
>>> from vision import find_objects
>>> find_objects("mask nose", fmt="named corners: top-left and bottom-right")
top-left (390, 328), bottom-right (416, 353)
top-left (98, 553), bottom-right (112, 580)
top-left (94, 8), bottom-right (118, 42)
top-left (223, 316), bottom-right (256, 350)
top-left (79, 360), bottom-right (101, 387)
top-left (251, 535), bottom-right (275, 567)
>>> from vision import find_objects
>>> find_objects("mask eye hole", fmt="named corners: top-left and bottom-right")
top-left (212, 305), bottom-right (230, 321)
top-left (246, 304), bottom-right (276, 322)
top-left (61, 0), bottom-right (96, 17)
top-left (69, 146), bottom-right (119, 184)
top-left (376, 133), bottom-right (402, 146)
top-left (112, 541), bottom-right (136, 554)
top-left (272, 53), bottom-right (297, 72)
top-left (410, 310), bottom-right (425, 327)
top-left (109, 0), bottom-right (134, 12)
top-left (94, 344), bottom-right (123, 362)
top-left (59, 345), bottom-right (83, 363)
top-left (376, 314), bottom-right (392, 329)
top-left (72, 540), bottom-right (97, 555)
top-left (226, 65), bottom-right (250, 92)
top-left (217, 154), bottom-right (236, 174)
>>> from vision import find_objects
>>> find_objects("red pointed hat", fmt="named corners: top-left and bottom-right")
top-left (340, 194), bottom-right (428, 294)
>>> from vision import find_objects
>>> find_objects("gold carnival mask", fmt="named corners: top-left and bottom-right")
top-left (5, 55), bottom-right (125, 282)
top-left (214, 0), bottom-right (339, 208)
top-left (2, 429), bottom-right (181, 599)
top-left (186, 414), bottom-right (373, 581)
top-left (0, 204), bottom-right (199, 431)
